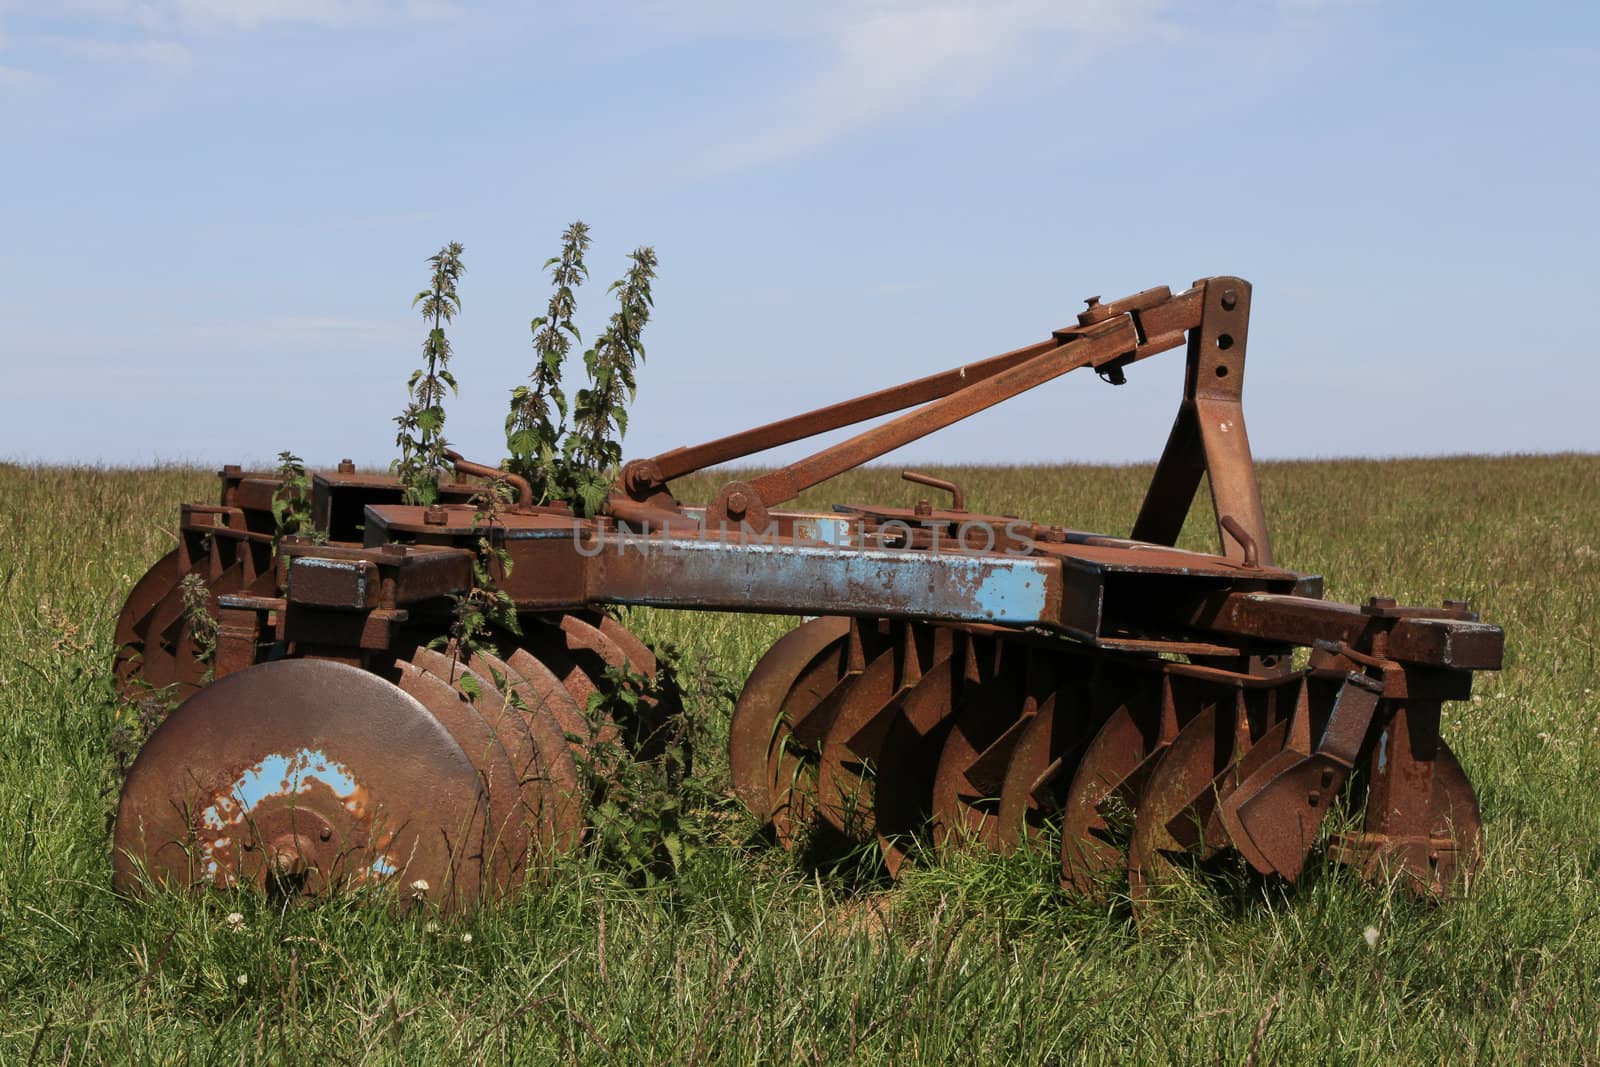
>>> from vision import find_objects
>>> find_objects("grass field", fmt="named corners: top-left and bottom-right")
top-left (1, 455), bottom-right (1597, 1064)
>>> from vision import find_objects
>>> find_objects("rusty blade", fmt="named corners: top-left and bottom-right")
top-left (113, 548), bottom-right (183, 699)
top-left (113, 659), bottom-right (488, 910)
top-left (1126, 702), bottom-right (1242, 903)
top-left (815, 646), bottom-right (905, 840)
top-left (873, 650), bottom-right (962, 877)
top-left (930, 653), bottom-right (1031, 855)
top-left (728, 617), bottom-right (852, 817)
top-left (398, 659), bottom-right (529, 896)
top-left (470, 648), bottom-right (585, 852)
top-left (1059, 668), bottom-right (1168, 894)
top-left (992, 655), bottom-right (1099, 854)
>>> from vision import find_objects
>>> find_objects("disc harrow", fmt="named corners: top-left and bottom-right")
top-left (111, 275), bottom-right (1504, 911)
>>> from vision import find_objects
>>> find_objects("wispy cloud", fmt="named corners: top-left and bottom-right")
top-left (612, 0), bottom-right (1178, 173)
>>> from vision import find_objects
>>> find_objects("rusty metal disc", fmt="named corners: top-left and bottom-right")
top-left (397, 658), bottom-right (529, 895)
top-left (992, 658), bottom-right (1104, 854)
top-left (113, 659), bottom-right (489, 910)
top-left (1058, 666), bottom-right (1169, 893)
top-left (112, 548), bottom-right (182, 699)
top-left (504, 646), bottom-right (609, 759)
top-left (412, 647), bottom-right (571, 863)
top-left (814, 646), bottom-right (905, 841)
top-left (929, 650), bottom-right (1031, 855)
top-left (766, 625), bottom-right (882, 849)
top-left (470, 647), bottom-right (585, 851)
top-left (728, 617), bottom-right (852, 818)
top-left (1128, 672), bottom-right (1300, 905)
top-left (517, 616), bottom-right (604, 714)
top-left (872, 651), bottom-right (961, 878)
top-left (579, 610), bottom-right (658, 676)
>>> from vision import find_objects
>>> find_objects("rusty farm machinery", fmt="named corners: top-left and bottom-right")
top-left (111, 276), bottom-right (1503, 911)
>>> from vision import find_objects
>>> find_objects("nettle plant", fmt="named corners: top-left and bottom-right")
top-left (396, 226), bottom-right (657, 516)
top-left (393, 242), bottom-right (466, 506)
top-left (507, 222), bottom-right (659, 516)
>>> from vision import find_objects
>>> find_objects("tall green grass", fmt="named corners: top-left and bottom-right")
top-left (0, 456), bottom-right (1596, 1064)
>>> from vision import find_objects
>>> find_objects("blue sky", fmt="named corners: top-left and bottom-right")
top-left (2, 0), bottom-right (1596, 468)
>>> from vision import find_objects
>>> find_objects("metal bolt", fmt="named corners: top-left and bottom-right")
top-left (726, 491), bottom-right (748, 515)
top-left (338, 458), bottom-right (355, 474)
top-left (381, 542), bottom-right (406, 556)
top-left (1307, 791), bottom-right (1320, 808)
top-left (319, 827), bottom-right (333, 842)
top-left (1368, 596), bottom-right (1397, 609)
top-left (1443, 598), bottom-right (1469, 611)
top-left (424, 505), bottom-right (448, 526)
top-left (1083, 295), bottom-right (1101, 310)
top-left (223, 464), bottom-right (242, 476)
top-left (914, 499), bottom-right (932, 517)
top-left (1221, 288), bottom-right (1238, 311)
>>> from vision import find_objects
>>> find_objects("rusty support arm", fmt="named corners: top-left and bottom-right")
top-left (639, 339), bottom-right (1061, 483)
top-left (693, 287), bottom-right (1205, 523)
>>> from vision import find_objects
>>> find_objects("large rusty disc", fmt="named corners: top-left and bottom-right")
top-left (504, 646), bottom-right (609, 759)
top-left (1059, 666), bottom-right (1168, 893)
top-left (113, 659), bottom-right (489, 909)
top-left (1123, 695), bottom-right (1270, 903)
top-left (397, 659), bottom-right (530, 895)
top-left (930, 650), bottom-right (1032, 855)
top-left (766, 625), bottom-right (883, 848)
top-left (113, 548), bottom-right (183, 699)
top-left (873, 652), bottom-right (961, 878)
top-left (412, 648), bottom-right (572, 863)
top-left (728, 617), bottom-right (852, 818)
top-left (470, 647), bottom-right (585, 850)
top-left (814, 646), bottom-right (905, 841)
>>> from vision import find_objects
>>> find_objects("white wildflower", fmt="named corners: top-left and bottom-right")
top-left (410, 878), bottom-right (430, 897)
top-left (461, 933), bottom-right (473, 944)
top-left (224, 912), bottom-right (246, 933)
top-left (424, 920), bottom-right (440, 934)
top-left (236, 973), bottom-right (248, 987)
top-left (1363, 925), bottom-right (1379, 949)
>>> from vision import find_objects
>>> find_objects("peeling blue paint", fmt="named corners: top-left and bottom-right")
top-left (229, 749), bottom-right (361, 814)
top-left (602, 539), bottom-right (1055, 623)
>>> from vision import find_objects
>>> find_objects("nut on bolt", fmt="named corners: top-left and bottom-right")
top-left (338, 458), bottom-right (355, 474)
top-left (423, 505), bottom-right (448, 526)
top-left (726, 490), bottom-right (748, 515)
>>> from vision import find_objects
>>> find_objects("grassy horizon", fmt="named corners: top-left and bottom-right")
top-left (1, 455), bottom-right (1597, 1063)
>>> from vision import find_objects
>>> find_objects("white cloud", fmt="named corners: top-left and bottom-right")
top-left (639, 0), bottom-right (1176, 172)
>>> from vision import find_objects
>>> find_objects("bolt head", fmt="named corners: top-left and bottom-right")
top-left (423, 505), bottom-right (448, 526)
top-left (1221, 288), bottom-right (1238, 310)
top-left (726, 491), bottom-right (748, 514)
top-left (338, 458), bottom-right (355, 474)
